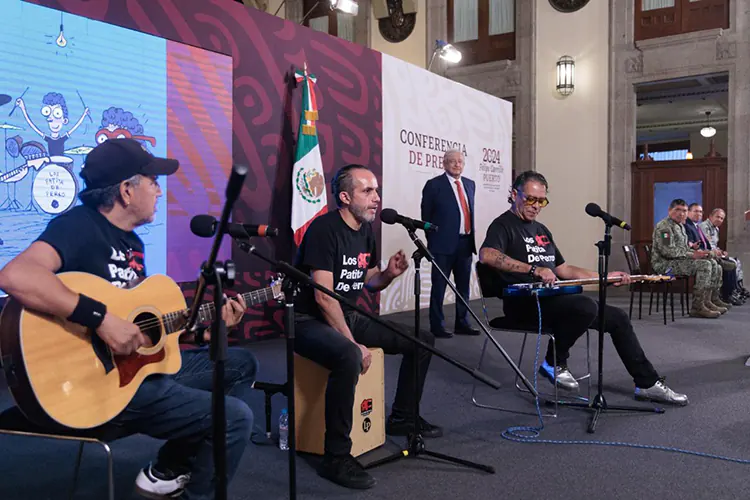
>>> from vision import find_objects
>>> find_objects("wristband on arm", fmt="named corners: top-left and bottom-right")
top-left (66, 294), bottom-right (107, 330)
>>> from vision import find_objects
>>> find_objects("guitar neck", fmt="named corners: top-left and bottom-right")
top-left (163, 285), bottom-right (275, 333)
top-left (550, 275), bottom-right (654, 287)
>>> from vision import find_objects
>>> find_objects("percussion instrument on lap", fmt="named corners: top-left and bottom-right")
top-left (504, 274), bottom-right (674, 298)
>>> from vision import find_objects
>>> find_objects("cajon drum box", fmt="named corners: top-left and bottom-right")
top-left (294, 348), bottom-right (385, 457)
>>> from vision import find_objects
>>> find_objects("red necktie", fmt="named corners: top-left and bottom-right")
top-left (455, 180), bottom-right (471, 234)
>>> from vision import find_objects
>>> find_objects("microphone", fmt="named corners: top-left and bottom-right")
top-left (380, 208), bottom-right (438, 232)
top-left (585, 203), bottom-right (631, 231)
top-left (190, 214), bottom-right (279, 239)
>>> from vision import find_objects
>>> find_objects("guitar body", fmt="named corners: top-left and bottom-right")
top-left (0, 272), bottom-right (186, 430)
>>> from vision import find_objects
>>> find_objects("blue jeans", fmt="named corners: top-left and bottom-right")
top-left (112, 347), bottom-right (258, 499)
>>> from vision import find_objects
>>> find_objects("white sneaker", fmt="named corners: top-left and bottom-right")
top-left (134, 463), bottom-right (190, 499)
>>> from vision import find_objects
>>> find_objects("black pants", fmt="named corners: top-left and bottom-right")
top-left (294, 311), bottom-right (434, 456)
top-left (721, 268), bottom-right (737, 300)
top-left (429, 236), bottom-right (474, 332)
top-left (503, 294), bottom-right (659, 389)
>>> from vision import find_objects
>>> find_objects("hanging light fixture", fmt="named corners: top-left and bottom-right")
top-left (556, 55), bottom-right (575, 96)
top-left (700, 111), bottom-right (716, 138)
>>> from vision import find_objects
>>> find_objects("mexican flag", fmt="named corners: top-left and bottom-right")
top-left (291, 63), bottom-right (328, 246)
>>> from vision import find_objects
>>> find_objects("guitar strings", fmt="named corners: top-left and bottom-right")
top-left (129, 288), bottom-right (276, 332)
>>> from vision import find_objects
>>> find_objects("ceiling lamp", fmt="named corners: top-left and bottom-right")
top-left (700, 111), bottom-right (716, 138)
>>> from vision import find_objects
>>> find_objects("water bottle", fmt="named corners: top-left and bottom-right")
top-left (279, 408), bottom-right (289, 451)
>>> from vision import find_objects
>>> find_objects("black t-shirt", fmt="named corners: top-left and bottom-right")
top-left (37, 205), bottom-right (146, 287)
top-left (293, 210), bottom-right (378, 316)
top-left (44, 135), bottom-right (68, 157)
top-left (478, 210), bottom-right (564, 297)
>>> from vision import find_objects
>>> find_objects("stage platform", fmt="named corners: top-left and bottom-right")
top-left (2, 291), bottom-right (749, 499)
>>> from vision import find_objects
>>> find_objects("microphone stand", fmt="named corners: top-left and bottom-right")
top-left (234, 240), bottom-right (502, 477)
top-left (555, 222), bottom-right (664, 433)
top-left (184, 164), bottom-right (248, 500)
top-left (364, 225), bottom-right (495, 473)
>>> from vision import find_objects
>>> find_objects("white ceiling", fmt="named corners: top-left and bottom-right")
top-left (635, 72), bottom-right (728, 142)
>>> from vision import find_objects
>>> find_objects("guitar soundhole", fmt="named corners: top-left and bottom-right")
top-left (134, 312), bottom-right (162, 347)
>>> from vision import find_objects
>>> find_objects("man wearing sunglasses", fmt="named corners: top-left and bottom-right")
top-left (476, 170), bottom-right (688, 406)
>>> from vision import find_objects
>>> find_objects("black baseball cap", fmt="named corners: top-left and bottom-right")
top-left (80, 138), bottom-right (179, 191)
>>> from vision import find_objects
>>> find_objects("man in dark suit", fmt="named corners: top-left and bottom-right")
top-left (421, 149), bottom-right (479, 338)
top-left (685, 203), bottom-right (742, 305)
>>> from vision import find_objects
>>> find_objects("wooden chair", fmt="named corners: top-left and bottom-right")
top-left (0, 406), bottom-right (132, 500)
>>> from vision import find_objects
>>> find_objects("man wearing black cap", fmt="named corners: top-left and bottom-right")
top-left (0, 138), bottom-right (258, 499)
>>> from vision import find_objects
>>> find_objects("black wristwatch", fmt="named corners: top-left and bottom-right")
top-left (528, 265), bottom-right (538, 277)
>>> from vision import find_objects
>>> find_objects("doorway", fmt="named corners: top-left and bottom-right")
top-left (632, 72), bottom-right (729, 261)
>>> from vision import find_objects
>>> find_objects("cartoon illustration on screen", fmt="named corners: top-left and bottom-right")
top-left (1, 91), bottom-right (88, 215)
top-left (15, 92), bottom-right (89, 157)
top-left (97, 107), bottom-right (156, 148)
top-left (46, 12), bottom-right (75, 57)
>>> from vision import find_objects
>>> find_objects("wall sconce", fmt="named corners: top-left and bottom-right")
top-left (686, 151), bottom-right (693, 160)
top-left (556, 55), bottom-right (575, 96)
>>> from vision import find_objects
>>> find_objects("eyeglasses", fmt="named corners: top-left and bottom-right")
top-left (520, 194), bottom-right (549, 207)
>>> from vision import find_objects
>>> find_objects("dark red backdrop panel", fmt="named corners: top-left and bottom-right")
top-left (26, 0), bottom-right (383, 341)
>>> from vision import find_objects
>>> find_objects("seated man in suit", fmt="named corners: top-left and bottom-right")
top-left (293, 164), bottom-right (441, 491)
top-left (421, 149), bottom-right (479, 338)
top-left (685, 203), bottom-right (741, 305)
top-left (700, 208), bottom-right (750, 300)
top-left (0, 139), bottom-right (257, 499)
top-left (477, 170), bottom-right (687, 405)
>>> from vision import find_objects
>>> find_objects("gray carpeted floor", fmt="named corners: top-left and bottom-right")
top-left (3, 291), bottom-right (750, 500)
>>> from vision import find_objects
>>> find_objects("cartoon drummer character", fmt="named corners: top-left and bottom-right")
top-left (15, 92), bottom-right (89, 157)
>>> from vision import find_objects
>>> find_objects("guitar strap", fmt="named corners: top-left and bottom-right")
top-left (91, 332), bottom-right (115, 373)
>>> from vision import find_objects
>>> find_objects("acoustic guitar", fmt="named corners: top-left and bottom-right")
top-left (503, 274), bottom-right (674, 297)
top-left (0, 272), bottom-right (283, 430)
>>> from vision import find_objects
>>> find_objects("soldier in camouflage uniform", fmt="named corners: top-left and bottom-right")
top-left (651, 199), bottom-right (729, 319)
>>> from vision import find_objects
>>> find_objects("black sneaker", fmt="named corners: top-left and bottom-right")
top-left (318, 454), bottom-right (375, 490)
top-left (385, 415), bottom-right (443, 438)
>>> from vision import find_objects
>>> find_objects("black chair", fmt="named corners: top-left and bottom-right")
top-left (0, 406), bottom-right (133, 500)
top-left (644, 244), bottom-right (689, 322)
top-left (623, 244), bottom-right (673, 323)
top-left (471, 262), bottom-right (590, 418)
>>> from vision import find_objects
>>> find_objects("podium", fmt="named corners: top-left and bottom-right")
top-left (293, 348), bottom-right (385, 457)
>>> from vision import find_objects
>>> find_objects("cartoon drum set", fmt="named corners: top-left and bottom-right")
top-left (0, 125), bottom-right (91, 215)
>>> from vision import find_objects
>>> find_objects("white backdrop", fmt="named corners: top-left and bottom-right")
top-left (379, 54), bottom-right (513, 315)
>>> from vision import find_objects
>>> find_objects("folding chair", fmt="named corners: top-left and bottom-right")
top-left (0, 406), bottom-right (132, 500)
top-left (471, 263), bottom-right (591, 418)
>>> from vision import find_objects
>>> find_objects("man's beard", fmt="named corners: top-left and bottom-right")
top-left (350, 203), bottom-right (375, 223)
